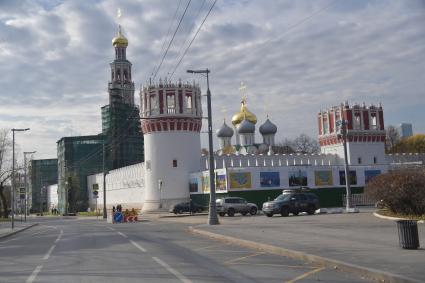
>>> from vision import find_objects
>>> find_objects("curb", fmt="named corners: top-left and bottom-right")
top-left (159, 213), bottom-right (209, 219)
top-left (373, 212), bottom-right (425, 224)
top-left (0, 223), bottom-right (39, 240)
top-left (189, 226), bottom-right (421, 283)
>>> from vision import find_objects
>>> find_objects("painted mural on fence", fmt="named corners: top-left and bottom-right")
top-left (339, 170), bottom-right (357, 185)
top-left (260, 172), bottom-right (280, 187)
top-left (289, 171), bottom-right (308, 187)
top-left (314, 171), bottom-right (333, 186)
top-left (201, 175), bottom-right (210, 193)
top-left (189, 178), bottom-right (198, 193)
top-left (229, 172), bottom-right (252, 189)
top-left (215, 174), bottom-right (227, 192)
top-left (365, 170), bottom-right (381, 183)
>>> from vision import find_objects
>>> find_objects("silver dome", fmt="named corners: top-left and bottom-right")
top-left (259, 118), bottom-right (277, 135)
top-left (216, 121), bottom-right (234, 138)
top-left (237, 119), bottom-right (255, 134)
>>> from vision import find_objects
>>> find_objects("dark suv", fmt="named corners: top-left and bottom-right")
top-left (262, 191), bottom-right (319, 217)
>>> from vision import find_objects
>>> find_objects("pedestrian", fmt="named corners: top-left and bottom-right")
top-left (112, 206), bottom-right (116, 214)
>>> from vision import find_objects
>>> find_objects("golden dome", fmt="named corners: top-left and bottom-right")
top-left (112, 25), bottom-right (128, 47)
top-left (231, 97), bottom-right (257, 126)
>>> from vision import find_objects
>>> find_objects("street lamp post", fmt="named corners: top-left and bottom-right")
top-left (23, 151), bottom-right (36, 222)
top-left (11, 128), bottom-right (30, 229)
top-left (187, 68), bottom-right (219, 225)
top-left (102, 136), bottom-right (107, 219)
top-left (336, 120), bottom-right (358, 213)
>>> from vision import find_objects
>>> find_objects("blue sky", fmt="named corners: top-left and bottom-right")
top-left (0, 0), bottom-right (424, 159)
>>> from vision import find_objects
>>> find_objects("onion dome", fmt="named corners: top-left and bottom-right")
top-left (259, 118), bottom-right (277, 135)
top-left (216, 120), bottom-right (234, 138)
top-left (232, 97), bottom-right (257, 126)
top-left (237, 118), bottom-right (255, 134)
top-left (112, 25), bottom-right (128, 47)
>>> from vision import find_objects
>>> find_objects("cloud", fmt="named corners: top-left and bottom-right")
top-left (0, 0), bottom-right (424, 159)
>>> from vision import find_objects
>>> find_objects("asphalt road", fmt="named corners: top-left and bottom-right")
top-left (0, 217), bottom-right (372, 283)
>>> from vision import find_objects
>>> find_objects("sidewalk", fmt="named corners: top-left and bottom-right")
top-left (0, 219), bottom-right (38, 239)
top-left (170, 209), bottom-right (425, 282)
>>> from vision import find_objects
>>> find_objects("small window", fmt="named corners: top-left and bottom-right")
top-left (373, 156), bottom-right (377, 164)
top-left (173, 159), bottom-right (178, 167)
top-left (358, 157), bottom-right (362, 164)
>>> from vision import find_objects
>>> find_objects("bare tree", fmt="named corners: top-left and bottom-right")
top-left (292, 133), bottom-right (320, 154)
top-left (0, 129), bottom-right (12, 218)
top-left (386, 125), bottom-right (400, 153)
top-left (273, 139), bottom-right (296, 154)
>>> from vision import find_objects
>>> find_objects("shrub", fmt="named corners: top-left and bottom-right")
top-left (365, 169), bottom-right (425, 215)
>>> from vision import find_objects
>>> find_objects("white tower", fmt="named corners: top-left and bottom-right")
top-left (140, 80), bottom-right (202, 211)
top-left (318, 102), bottom-right (387, 165)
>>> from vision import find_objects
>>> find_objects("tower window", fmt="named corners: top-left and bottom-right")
top-left (167, 94), bottom-right (175, 114)
top-left (373, 156), bottom-right (377, 164)
top-left (185, 95), bottom-right (192, 112)
top-left (173, 159), bottom-right (178, 167)
top-left (371, 113), bottom-right (377, 130)
top-left (354, 112), bottom-right (361, 130)
top-left (358, 157), bottom-right (362, 164)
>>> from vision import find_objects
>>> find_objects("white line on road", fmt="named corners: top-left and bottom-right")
top-left (152, 256), bottom-right (193, 283)
top-left (106, 226), bottom-right (115, 231)
top-left (130, 240), bottom-right (147, 252)
top-left (54, 230), bottom-right (63, 243)
top-left (43, 245), bottom-right (56, 260)
top-left (117, 231), bottom-right (128, 238)
top-left (26, 265), bottom-right (43, 283)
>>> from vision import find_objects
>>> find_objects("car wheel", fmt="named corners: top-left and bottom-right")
top-left (178, 209), bottom-right (184, 214)
top-left (227, 208), bottom-right (235, 217)
top-left (307, 206), bottom-right (316, 215)
top-left (241, 211), bottom-right (248, 216)
top-left (292, 211), bottom-right (299, 216)
top-left (219, 212), bottom-right (225, 217)
top-left (280, 207), bottom-right (289, 217)
top-left (250, 207), bottom-right (257, 215)
top-left (173, 211), bottom-right (178, 215)
top-left (266, 213), bottom-right (273, 217)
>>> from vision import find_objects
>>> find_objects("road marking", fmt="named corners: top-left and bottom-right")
top-left (106, 226), bottom-right (115, 231)
top-left (130, 240), bottom-right (147, 252)
top-left (26, 265), bottom-right (43, 283)
top-left (227, 262), bottom-right (316, 269)
top-left (285, 267), bottom-right (325, 283)
top-left (0, 228), bottom-right (54, 244)
top-left (43, 245), bottom-right (56, 260)
top-left (54, 230), bottom-right (63, 243)
top-left (194, 243), bottom-right (229, 251)
top-left (152, 257), bottom-right (192, 283)
top-left (224, 252), bottom-right (265, 264)
top-left (117, 231), bottom-right (128, 238)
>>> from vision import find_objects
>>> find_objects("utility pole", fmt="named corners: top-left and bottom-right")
top-left (11, 128), bottom-right (30, 229)
top-left (337, 120), bottom-right (358, 213)
top-left (24, 151), bottom-right (36, 222)
top-left (102, 136), bottom-right (107, 219)
top-left (187, 69), bottom-right (219, 225)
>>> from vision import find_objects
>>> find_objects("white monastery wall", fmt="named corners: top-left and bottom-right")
top-left (87, 162), bottom-right (145, 211)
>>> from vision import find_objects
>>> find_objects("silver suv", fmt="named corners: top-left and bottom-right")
top-left (216, 197), bottom-right (258, 217)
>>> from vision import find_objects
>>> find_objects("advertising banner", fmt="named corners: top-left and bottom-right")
top-left (201, 175), bottom-right (210, 193)
top-left (229, 172), bottom-right (252, 189)
top-left (339, 170), bottom-right (357, 185)
top-left (314, 171), bottom-right (333, 186)
top-left (215, 174), bottom-right (227, 193)
top-left (260, 172), bottom-right (280, 187)
top-left (365, 170), bottom-right (381, 183)
top-left (289, 170), bottom-right (308, 187)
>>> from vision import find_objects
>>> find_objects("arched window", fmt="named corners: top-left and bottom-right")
top-left (354, 112), bottom-right (361, 130)
top-left (167, 94), bottom-right (175, 114)
top-left (116, 68), bottom-right (121, 81)
top-left (185, 95), bottom-right (192, 112)
top-left (371, 112), bottom-right (377, 130)
top-left (123, 70), bottom-right (128, 82)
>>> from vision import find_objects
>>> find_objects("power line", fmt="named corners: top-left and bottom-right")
top-left (152, 0), bottom-right (192, 80)
top-left (169, 0), bottom-right (217, 79)
top-left (150, 0), bottom-right (183, 77)
top-left (167, 0), bottom-right (208, 76)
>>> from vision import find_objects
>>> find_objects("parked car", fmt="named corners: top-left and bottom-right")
top-left (216, 197), bottom-right (258, 217)
top-left (170, 201), bottom-right (204, 214)
top-left (262, 190), bottom-right (319, 217)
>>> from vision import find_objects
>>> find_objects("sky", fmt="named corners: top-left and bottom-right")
top-left (0, 0), bottom-right (424, 160)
